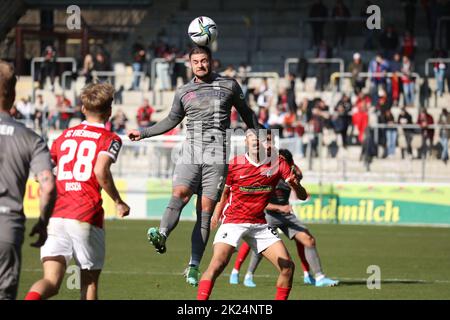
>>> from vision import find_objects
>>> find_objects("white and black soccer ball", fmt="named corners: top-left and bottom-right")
top-left (188, 16), bottom-right (218, 46)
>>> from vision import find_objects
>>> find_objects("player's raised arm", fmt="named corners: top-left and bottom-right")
top-left (128, 91), bottom-right (185, 141)
top-left (286, 164), bottom-right (308, 201)
top-left (278, 154), bottom-right (308, 201)
top-left (94, 154), bottom-right (130, 218)
top-left (231, 79), bottom-right (262, 130)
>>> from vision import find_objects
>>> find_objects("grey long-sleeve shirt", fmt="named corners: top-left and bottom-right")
top-left (140, 73), bottom-right (260, 147)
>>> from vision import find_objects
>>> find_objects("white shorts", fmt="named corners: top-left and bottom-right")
top-left (40, 218), bottom-right (105, 270)
top-left (213, 223), bottom-right (281, 254)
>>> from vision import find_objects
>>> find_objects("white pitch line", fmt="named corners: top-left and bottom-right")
top-left (21, 269), bottom-right (450, 284)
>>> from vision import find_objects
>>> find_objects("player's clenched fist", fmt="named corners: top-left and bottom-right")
top-left (116, 201), bottom-right (130, 218)
top-left (127, 129), bottom-right (142, 141)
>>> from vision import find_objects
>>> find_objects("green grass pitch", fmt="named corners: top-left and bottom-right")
top-left (17, 219), bottom-right (450, 300)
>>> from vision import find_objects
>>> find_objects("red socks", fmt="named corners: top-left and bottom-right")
top-left (197, 280), bottom-right (213, 300)
top-left (233, 242), bottom-right (251, 271)
top-left (24, 291), bottom-right (42, 300)
top-left (275, 286), bottom-right (291, 300)
top-left (295, 241), bottom-right (310, 272)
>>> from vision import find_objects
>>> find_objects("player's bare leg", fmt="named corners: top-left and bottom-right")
top-left (197, 243), bottom-right (235, 300)
top-left (148, 185), bottom-right (193, 254)
top-left (80, 269), bottom-right (101, 300)
top-left (260, 240), bottom-right (295, 300)
top-left (186, 194), bottom-right (216, 286)
top-left (294, 231), bottom-right (339, 287)
top-left (25, 256), bottom-right (66, 300)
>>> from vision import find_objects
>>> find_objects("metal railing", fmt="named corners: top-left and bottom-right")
top-left (30, 57), bottom-right (77, 102)
top-left (150, 58), bottom-right (187, 105)
top-left (331, 71), bottom-right (422, 109)
top-left (284, 57), bottom-right (345, 78)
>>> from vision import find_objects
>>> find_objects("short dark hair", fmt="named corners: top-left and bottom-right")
top-left (279, 148), bottom-right (294, 165)
top-left (189, 46), bottom-right (212, 60)
top-left (0, 60), bottom-right (17, 111)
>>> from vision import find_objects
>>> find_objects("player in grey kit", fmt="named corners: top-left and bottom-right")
top-left (0, 61), bottom-right (56, 299)
top-left (128, 46), bottom-right (260, 286)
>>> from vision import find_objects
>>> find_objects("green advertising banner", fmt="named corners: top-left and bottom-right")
top-left (293, 183), bottom-right (450, 226)
top-left (145, 178), bottom-right (450, 226)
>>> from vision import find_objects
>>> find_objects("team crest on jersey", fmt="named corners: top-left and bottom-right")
top-left (184, 92), bottom-right (197, 102)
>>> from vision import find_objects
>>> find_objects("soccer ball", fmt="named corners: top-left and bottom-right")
top-left (188, 16), bottom-right (218, 46)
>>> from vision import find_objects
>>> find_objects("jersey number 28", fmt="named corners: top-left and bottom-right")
top-left (57, 139), bottom-right (97, 181)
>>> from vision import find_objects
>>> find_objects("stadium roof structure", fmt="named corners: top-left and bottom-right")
top-left (24, 0), bottom-right (153, 9)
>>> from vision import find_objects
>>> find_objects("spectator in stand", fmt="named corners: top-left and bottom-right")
top-left (297, 55), bottom-right (309, 91)
top-left (381, 108), bottom-right (397, 158)
top-left (316, 40), bottom-right (333, 91)
top-left (258, 106), bottom-right (269, 128)
top-left (402, 0), bottom-right (417, 34)
top-left (332, 102), bottom-right (349, 148)
top-left (397, 107), bottom-right (414, 159)
top-left (379, 25), bottom-right (399, 60)
top-left (94, 52), bottom-right (110, 83)
top-left (349, 52), bottom-right (365, 94)
top-left (136, 98), bottom-right (156, 130)
top-left (131, 39), bottom-right (147, 91)
top-left (390, 53), bottom-right (403, 106)
top-left (354, 90), bottom-right (372, 113)
top-left (438, 108), bottom-right (450, 163)
top-left (332, 0), bottom-right (351, 48)
top-left (58, 94), bottom-right (73, 130)
top-left (278, 88), bottom-right (289, 112)
top-left (368, 53), bottom-right (389, 105)
top-left (111, 109), bottom-right (128, 135)
top-left (309, 0), bottom-right (329, 48)
top-left (160, 45), bottom-right (174, 91)
top-left (333, 94), bottom-right (352, 147)
top-left (268, 104), bottom-right (286, 136)
top-left (286, 73), bottom-right (297, 114)
top-left (222, 65), bottom-right (237, 78)
top-left (16, 96), bottom-right (35, 129)
top-left (212, 59), bottom-right (223, 73)
top-left (352, 101), bottom-right (369, 144)
top-left (417, 108), bottom-right (435, 159)
top-left (433, 50), bottom-right (447, 96)
top-left (114, 85), bottom-right (124, 105)
top-left (255, 78), bottom-right (274, 111)
top-left (401, 31), bottom-right (417, 60)
top-left (361, 105), bottom-right (379, 167)
top-left (283, 108), bottom-right (297, 138)
top-left (50, 94), bottom-right (72, 130)
top-left (82, 53), bottom-right (94, 85)
top-left (377, 87), bottom-right (389, 112)
top-left (34, 94), bottom-right (49, 134)
top-left (39, 45), bottom-right (57, 91)
top-left (309, 100), bottom-right (330, 157)
top-left (401, 55), bottom-right (415, 107)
